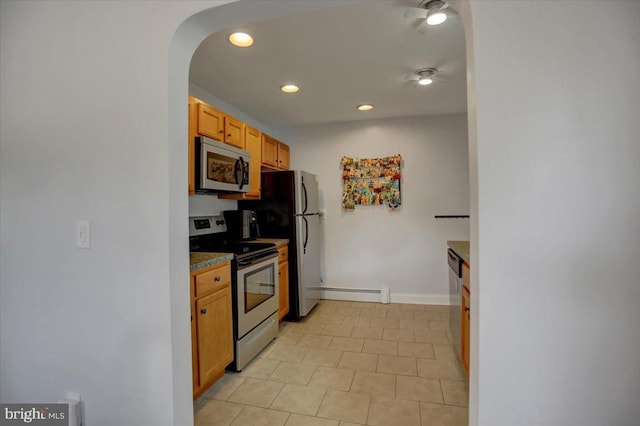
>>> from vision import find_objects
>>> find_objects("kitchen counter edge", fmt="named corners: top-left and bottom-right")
top-left (253, 238), bottom-right (289, 248)
top-left (447, 240), bottom-right (470, 265)
top-left (190, 252), bottom-right (234, 273)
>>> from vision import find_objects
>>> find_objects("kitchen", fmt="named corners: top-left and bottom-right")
top-left (2, 1), bottom-right (638, 426)
top-left (187, 1), bottom-right (471, 423)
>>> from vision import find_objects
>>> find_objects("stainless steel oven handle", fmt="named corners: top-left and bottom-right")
top-left (237, 252), bottom-right (278, 269)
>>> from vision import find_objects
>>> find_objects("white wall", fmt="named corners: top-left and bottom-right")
top-left (0, 1), bottom-right (231, 424)
top-left (465, 1), bottom-right (640, 425)
top-left (0, 1), bottom-right (363, 425)
top-left (4, 1), bottom-right (639, 425)
top-left (279, 114), bottom-right (469, 303)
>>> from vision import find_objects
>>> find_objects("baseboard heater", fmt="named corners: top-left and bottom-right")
top-left (318, 286), bottom-right (390, 303)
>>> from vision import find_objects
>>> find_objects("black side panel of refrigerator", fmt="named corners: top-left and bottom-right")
top-left (239, 170), bottom-right (302, 320)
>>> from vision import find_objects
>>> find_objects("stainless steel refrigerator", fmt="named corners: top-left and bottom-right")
top-left (239, 170), bottom-right (321, 319)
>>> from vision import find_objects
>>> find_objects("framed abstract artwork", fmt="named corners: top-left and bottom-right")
top-left (341, 155), bottom-right (402, 211)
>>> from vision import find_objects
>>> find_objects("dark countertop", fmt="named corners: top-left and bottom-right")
top-left (189, 239), bottom-right (287, 273)
top-left (253, 238), bottom-right (288, 248)
top-left (447, 240), bottom-right (470, 265)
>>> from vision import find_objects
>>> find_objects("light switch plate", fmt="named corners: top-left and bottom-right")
top-left (76, 220), bottom-right (90, 249)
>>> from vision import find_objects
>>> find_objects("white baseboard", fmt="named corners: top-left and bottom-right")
top-left (390, 293), bottom-right (449, 306)
top-left (318, 286), bottom-right (449, 305)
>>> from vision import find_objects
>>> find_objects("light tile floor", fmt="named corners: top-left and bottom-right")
top-left (194, 300), bottom-right (468, 426)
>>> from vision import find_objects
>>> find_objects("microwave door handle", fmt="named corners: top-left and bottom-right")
top-left (238, 156), bottom-right (246, 190)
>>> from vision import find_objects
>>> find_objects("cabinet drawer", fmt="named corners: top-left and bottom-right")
top-left (195, 264), bottom-right (231, 298)
top-left (462, 262), bottom-right (470, 292)
top-left (277, 246), bottom-right (288, 264)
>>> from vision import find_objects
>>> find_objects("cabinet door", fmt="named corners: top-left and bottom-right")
top-left (196, 286), bottom-right (234, 386)
top-left (190, 276), bottom-right (198, 394)
top-left (461, 287), bottom-right (470, 379)
top-left (244, 125), bottom-right (261, 197)
top-left (277, 142), bottom-right (290, 170)
top-left (197, 103), bottom-right (224, 141)
top-left (224, 115), bottom-right (244, 148)
top-left (278, 261), bottom-right (289, 322)
top-left (261, 134), bottom-right (278, 168)
top-left (462, 262), bottom-right (470, 292)
top-left (188, 96), bottom-right (198, 195)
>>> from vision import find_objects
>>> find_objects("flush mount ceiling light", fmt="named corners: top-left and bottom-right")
top-left (405, 0), bottom-right (450, 33)
top-left (408, 68), bottom-right (439, 86)
top-left (280, 84), bottom-right (299, 93)
top-left (228, 32), bottom-right (254, 47)
top-left (357, 104), bottom-right (373, 111)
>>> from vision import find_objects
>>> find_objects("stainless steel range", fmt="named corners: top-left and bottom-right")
top-left (189, 215), bottom-right (279, 371)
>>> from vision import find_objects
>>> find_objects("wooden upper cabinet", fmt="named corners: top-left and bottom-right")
top-left (278, 142), bottom-right (290, 170)
top-left (261, 133), bottom-right (290, 170)
top-left (197, 103), bottom-right (224, 141)
top-left (261, 134), bottom-right (279, 168)
top-left (244, 125), bottom-right (261, 197)
top-left (224, 115), bottom-right (244, 148)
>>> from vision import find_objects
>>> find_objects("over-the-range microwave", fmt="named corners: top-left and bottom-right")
top-left (195, 136), bottom-right (251, 193)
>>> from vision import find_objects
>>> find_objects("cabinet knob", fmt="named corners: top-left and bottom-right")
top-left (200, 308), bottom-right (207, 314)
top-left (464, 307), bottom-right (470, 312)
top-left (228, 134), bottom-right (232, 137)
top-left (215, 276), bottom-right (221, 282)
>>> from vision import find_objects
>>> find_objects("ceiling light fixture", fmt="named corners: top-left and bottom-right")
top-left (357, 104), bottom-right (373, 111)
top-left (280, 84), bottom-right (299, 93)
top-left (409, 68), bottom-right (439, 86)
top-left (228, 32), bottom-right (254, 47)
top-left (405, 0), bottom-right (450, 32)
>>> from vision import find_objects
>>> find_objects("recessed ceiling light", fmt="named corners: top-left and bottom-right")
top-left (418, 77), bottom-right (433, 86)
top-left (280, 84), bottom-right (299, 93)
top-left (228, 32), bottom-right (253, 47)
top-left (357, 104), bottom-right (373, 111)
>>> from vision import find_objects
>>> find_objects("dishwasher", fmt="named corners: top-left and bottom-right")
top-left (448, 249), bottom-right (463, 358)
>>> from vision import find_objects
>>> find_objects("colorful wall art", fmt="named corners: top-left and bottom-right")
top-left (341, 155), bottom-right (402, 211)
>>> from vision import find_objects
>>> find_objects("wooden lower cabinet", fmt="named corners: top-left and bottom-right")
top-left (191, 262), bottom-right (234, 398)
top-left (461, 286), bottom-right (470, 379)
top-left (277, 245), bottom-right (289, 322)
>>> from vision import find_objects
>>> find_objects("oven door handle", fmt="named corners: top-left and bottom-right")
top-left (237, 252), bottom-right (278, 269)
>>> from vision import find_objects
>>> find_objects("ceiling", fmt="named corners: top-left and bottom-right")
top-left (189, 0), bottom-right (467, 129)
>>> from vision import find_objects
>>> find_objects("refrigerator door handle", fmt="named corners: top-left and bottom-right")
top-left (302, 216), bottom-right (309, 254)
top-left (301, 180), bottom-right (308, 214)
top-left (300, 176), bottom-right (309, 214)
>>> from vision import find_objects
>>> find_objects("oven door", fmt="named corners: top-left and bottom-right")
top-left (196, 136), bottom-right (250, 193)
top-left (236, 253), bottom-right (279, 338)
